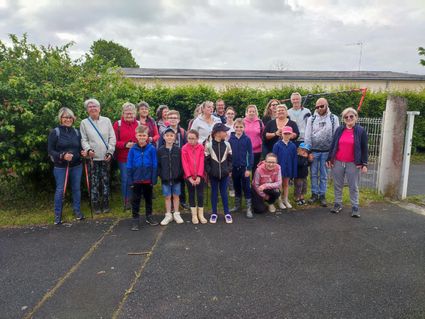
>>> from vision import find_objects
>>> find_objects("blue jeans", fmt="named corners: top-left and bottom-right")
top-left (118, 162), bottom-right (132, 203)
top-left (310, 151), bottom-right (329, 196)
top-left (210, 176), bottom-right (229, 215)
top-left (162, 182), bottom-right (181, 196)
top-left (53, 164), bottom-right (83, 223)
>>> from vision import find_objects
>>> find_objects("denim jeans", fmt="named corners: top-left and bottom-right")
top-left (53, 164), bottom-right (83, 223)
top-left (310, 151), bottom-right (329, 196)
top-left (118, 161), bottom-right (132, 203)
top-left (210, 176), bottom-right (229, 215)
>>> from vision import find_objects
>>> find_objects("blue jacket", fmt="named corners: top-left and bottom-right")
top-left (126, 143), bottom-right (158, 185)
top-left (327, 124), bottom-right (368, 167)
top-left (272, 140), bottom-right (298, 178)
top-left (228, 132), bottom-right (254, 170)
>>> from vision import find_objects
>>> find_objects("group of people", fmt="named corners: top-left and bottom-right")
top-left (48, 93), bottom-right (368, 229)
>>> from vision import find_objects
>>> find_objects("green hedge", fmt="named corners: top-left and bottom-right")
top-left (1, 35), bottom-right (424, 184)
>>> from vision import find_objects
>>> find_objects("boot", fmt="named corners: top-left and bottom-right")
top-left (246, 199), bottom-right (253, 219)
top-left (319, 195), bottom-right (327, 207)
top-left (173, 211), bottom-right (184, 224)
top-left (131, 217), bottom-right (140, 231)
top-left (308, 193), bottom-right (319, 204)
top-left (277, 197), bottom-right (286, 210)
top-left (230, 197), bottom-right (241, 213)
top-left (268, 203), bottom-right (276, 213)
top-left (190, 207), bottom-right (199, 224)
top-left (160, 212), bottom-right (174, 226)
top-left (283, 197), bottom-right (292, 209)
top-left (197, 207), bottom-right (208, 224)
top-left (102, 199), bottom-right (111, 213)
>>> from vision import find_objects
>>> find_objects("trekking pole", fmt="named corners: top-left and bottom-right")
top-left (84, 158), bottom-right (93, 219)
top-left (61, 162), bottom-right (70, 217)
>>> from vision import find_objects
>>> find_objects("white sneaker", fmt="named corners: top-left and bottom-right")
top-left (229, 190), bottom-right (235, 197)
top-left (173, 212), bottom-right (184, 224)
top-left (268, 204), bottom-right (276, 213)
top-left (160, 212), bottom-right (173, 226)
top-left (284, 199), bottom-right (292, 209)
top-left (277, 198), bottom-right (286, 209)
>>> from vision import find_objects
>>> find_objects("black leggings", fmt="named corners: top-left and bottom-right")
top-left (186, 179), bottom-right (204, 207)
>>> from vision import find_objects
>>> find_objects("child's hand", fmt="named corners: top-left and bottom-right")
top-left (244, 171), bottom-right (251, 178)
top-left (195, 177), bottom-right (201, 185)
top-left (308, 154), bottom-right (314, 161)
top-left (326, 161), bottom-right (333, 168)
top-left (258, 184), bottom-right (265, 192)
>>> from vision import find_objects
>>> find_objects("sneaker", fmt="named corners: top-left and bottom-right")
top-left (319, 195), bottom-right (327, 207)
top-left (229, 190), bottom-right (235, 197)
top-left (173, 212), bottom-right (184, 224)
top-left (75, 216), bottom-right (85, 221)
top-left (330, 203), bottom-right (342, 214)
top-left (160, 212), bottom-right (173, 226)
top-left (351, 206), bottom-right (360, 218)
top-left (268, 204), bottom-right (276, 213)
top-left (283, 199), bottom-right (292, 209)
top-left (308, 194), bottom-right (319, 204)
top-left (146, 215), bottom-right (159, 226)
top-left (277, 198), bottom-right (286, 210)
top-left (54, 220), bottom-right (62, 225)
top-left (225, 214), bottom-right (233, 224)
top-left (209, 214), bottom-right (218, 224)
top-left (296, 200), bottom-right (304, 206)
top-left (300, 199), bottom-right (306, 205)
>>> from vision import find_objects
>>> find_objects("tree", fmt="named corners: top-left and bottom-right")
top-left (89, 39), bottom-right (139, 68)
top-left (419, 47), bottom-right (425, 66)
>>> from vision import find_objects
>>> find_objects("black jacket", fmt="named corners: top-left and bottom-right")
top-left (297, 155), bottom-right (311, 179)
top-left (47, 126), bottom-right (82, 168)
top-left (205, 140), bottom-right (232, 179)
top-left (157, 145), bottom-right (183, 184)
top-left (327, 124), bottom-right (368, 167)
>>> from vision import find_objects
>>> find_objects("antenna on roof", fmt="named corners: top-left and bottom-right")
top-left (346, 42), bottom-right (363, 71)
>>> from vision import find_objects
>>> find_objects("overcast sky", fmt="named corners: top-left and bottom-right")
top-left (1, 0), bottom-right (424, 74)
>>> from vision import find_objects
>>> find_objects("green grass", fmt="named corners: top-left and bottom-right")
top-left (0, 176), bottom-right (384, 227)
top-left (411, 153), bottom-right (425, 164)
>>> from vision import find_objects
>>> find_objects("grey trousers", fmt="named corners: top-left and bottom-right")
top-left (332, 161), bottom-right (360, 207)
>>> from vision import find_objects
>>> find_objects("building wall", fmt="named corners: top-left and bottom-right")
top-left (129, 78), bottom-right (425, 91)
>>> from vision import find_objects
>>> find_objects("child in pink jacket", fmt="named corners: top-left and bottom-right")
top-left (181, 129), bottom-right (207, 224)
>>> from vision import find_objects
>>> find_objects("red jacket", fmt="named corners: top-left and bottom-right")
top-left (113, 118), bottom-right (139, 163)
top-left (181, 143), bottom-right (205, 180)
top-left (252, 161), bottom-right (282, 199)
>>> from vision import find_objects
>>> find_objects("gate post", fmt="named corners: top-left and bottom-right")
top-left (377, 96), bottom-right (408, 199)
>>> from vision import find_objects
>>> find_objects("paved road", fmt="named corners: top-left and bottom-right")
top-left (1, 203), bottom-right (425, 319)
top-left (408, 163), bottom-right (425, 196)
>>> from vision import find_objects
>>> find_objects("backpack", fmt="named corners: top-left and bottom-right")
top-left (50, 127), bottom-right (79, 162)
top-left (310, 113), bottom-right (336, 133)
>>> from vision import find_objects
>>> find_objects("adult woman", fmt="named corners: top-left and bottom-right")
top-left (113, 102), bottom-right (139, 209)
top-left (263, 104), bottom-right (299, 155)
top-left (156, 105), bottom-right (169, 135)
top-left (243, 104), bottom-right (263, 172)
top-left (188, 104), bottom-right (202, 130)
top-left (190, 101), bottom-right (222, 144)
top-left (80, 98), bottom-right (116, 214)
top-left (327, 107), bottom-right (368, 218)
top-left (48, 107), bottom-right (86, 224)
top-left (137, 101), bottom-right (160, 144)
top-left (262, 99), bottom-right (279, 126)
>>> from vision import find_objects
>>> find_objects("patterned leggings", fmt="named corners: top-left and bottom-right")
top-left (89, 160), bottom-right (110, 207)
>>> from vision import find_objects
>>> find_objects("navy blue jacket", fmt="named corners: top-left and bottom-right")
top-left (272, 140), bottom-right (298, 178)
top-left (126, 143), bottom-right (158, 185)
top-left (47, 126), bottom-right (82, 168)
top-left (327, 124), bottom-right (368, 166)
top-left (157, 145), bottom-right (183, 184)
top-left (228, 132), bottom-right (254, 170)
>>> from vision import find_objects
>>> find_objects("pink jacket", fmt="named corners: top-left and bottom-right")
top-left (244, 117), bottom-right (263, 153)
top-left (181, 143), bottom-right (205, 180)
top-left (252, 161), bottom-right (282, 199)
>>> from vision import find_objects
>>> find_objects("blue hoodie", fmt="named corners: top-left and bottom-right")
top-left (127, 143), bottom-right (158, 185)
top-left (228, 132), bottom-right (254, 170)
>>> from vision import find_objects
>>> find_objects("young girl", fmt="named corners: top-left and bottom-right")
top-left (225, 107), bottom-right (236, 140)
top-left (295, 143), bottom-right (313, 205)
top-left (228, 118), bottom-right (254, 218)
top-left (181, 130), bottom-right (208, 224)
top-left (272, 126), bottom-right (298, 209)
top-left (205, 123), bottom-right (233, 224)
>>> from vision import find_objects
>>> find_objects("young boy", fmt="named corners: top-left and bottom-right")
top-left (157, 110), bottom-right (189, 210)
top-left (127, 126), bottom-right (158, 231)
top-left (158, 127), bottom-right (184, 225)
top-left (295, 143), bottom-right (313, 205)
top-left (228, 118), bottom-right (254, 218)
top-left (205, 123), bottom-right (233, 224)
top-left (272, 126), bottom-right (298, 209)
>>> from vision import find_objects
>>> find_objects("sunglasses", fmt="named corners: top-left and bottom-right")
top-left (315, 105), bottom-right (326, 109)
top-left (344, 115), bottom-right (355, 120)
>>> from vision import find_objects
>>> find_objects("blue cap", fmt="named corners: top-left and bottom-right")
top-left (299, 142), bottom-right (311, 151)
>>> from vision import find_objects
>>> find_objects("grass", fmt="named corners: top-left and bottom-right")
top-left (411, 152), bottom-right (425, 164)
top-left (0, 176), bottom-right (385, 227)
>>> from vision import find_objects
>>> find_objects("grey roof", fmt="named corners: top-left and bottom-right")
top-left (122, 68), bottom-right (425, 81)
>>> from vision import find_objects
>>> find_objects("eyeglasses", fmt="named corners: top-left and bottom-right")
top-left (265, 161), bottom-right (277, 164)
top-left (168, 117), bottom-right (178, 120)
top-left (315, 105), bottom-right (326, 109)
top-left (271, 104), bottom-right (278, 106)
top-left (344, 115), bottom-right (355, 120)
top-left (61, 116), bottom-right (73, 120)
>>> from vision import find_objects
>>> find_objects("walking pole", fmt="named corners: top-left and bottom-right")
top-left (61, 162), bottom-right (70, 216)
top-left (84, 158), bottom-right (93, 219)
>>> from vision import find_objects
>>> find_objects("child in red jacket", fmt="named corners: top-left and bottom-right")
top-left (181, 129), bottom-right (207, 224)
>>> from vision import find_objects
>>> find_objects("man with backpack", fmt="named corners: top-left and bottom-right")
top-left (304, 98), bottom-right (339, 207)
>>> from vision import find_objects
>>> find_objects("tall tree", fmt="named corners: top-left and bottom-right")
top-left (419, 47), bottom-right (425, 66)
top-left (90, 39), bottom-right (139, 68)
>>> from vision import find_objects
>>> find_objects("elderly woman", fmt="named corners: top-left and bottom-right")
top-left (156, 105), bottom-right (170, 135)
top-left (137, 101), bottom-right (160, 144)
top-left (243, 104), bottom-right (263, 173)
top-left (263, 104), bottom-right (299, 155)
top-left (190, 101), bottom-right (222, 144)
top-left (262, 99), bottom-right (279, 126)
top-left (80, 98), bottom-right (116, 214)
top-left (48, 107), bottom-right (86, 224)
top-left (113, 102), bottom-right (139, 209)
top-left (327, 107), bottom-right (368, 218)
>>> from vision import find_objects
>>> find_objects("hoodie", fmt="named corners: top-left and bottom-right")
top-left (228, 132), bottom-right (254, 170)
top-left (304, 108), bottom-right (339, 152)
top-left (243, 117), bottom-right (263, 153)
top-left (252, 161), bottom-right (282, 199)
top-left (181, 143), bottom-right (205, 179)
top-left (126, 142), bottom-right (158, 185)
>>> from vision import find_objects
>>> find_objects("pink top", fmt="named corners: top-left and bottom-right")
top-left (181, 143), bottom-right (205, 179)
top-left (335, 128), bottom-right (355, 162)
top-left (243, 117), bottom-right (263, 153)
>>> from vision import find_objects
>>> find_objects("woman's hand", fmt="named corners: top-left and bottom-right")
top-left (88, 150), bottom-right (95, 158)
top-left (244, 170), bottom-right (251, 178)
top-left (63, 153), bottom-right (73, 162)
top-left (104, 153), bottom-right (112, 162)
top-left (275, 129), bottom-right (282, 137)
top-left (80, 150), bottom-right (87, 158)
